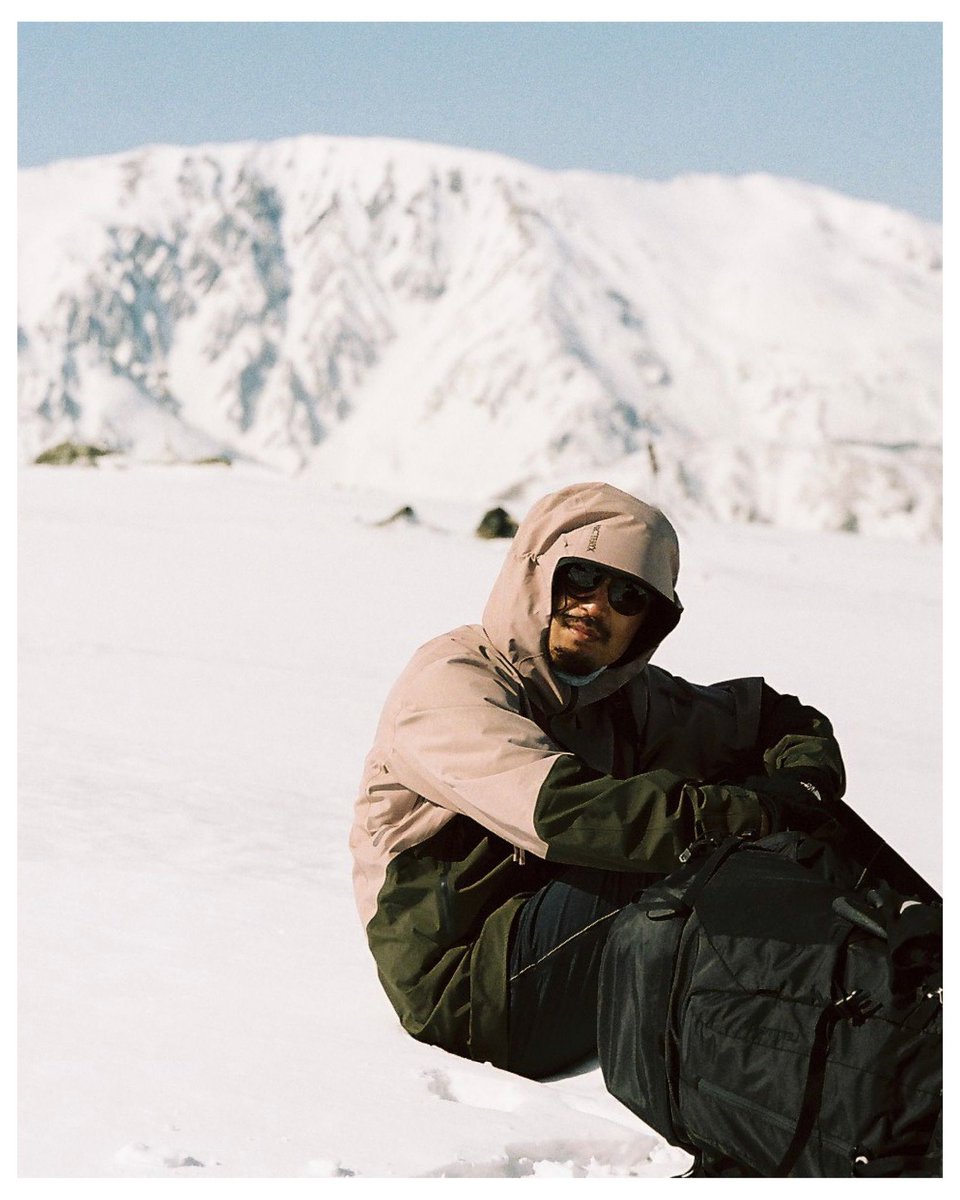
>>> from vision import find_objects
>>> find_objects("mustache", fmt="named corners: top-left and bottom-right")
top-left (556, 610), bottom-right (609, 639)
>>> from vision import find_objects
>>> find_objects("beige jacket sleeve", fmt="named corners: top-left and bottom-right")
top-left (388, 652), bottom-right (768, 872)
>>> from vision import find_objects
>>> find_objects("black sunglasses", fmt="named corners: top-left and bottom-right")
top-left (555, 561), bottom-right (651, 617)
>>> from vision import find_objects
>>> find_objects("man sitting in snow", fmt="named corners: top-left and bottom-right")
top-left (350, 482), bottom-right (844, 1078)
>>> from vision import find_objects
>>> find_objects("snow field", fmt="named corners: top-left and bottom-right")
top-left (18, 464), bottom-right (941, 1179)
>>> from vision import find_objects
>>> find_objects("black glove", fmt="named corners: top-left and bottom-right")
top-left (887, 901), bottom-right (942, 1004)
top-left (742, 767), bottom-right (842, 838)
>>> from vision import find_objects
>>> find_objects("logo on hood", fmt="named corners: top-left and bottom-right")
top-left (586, 524), bottom-right (601, 553)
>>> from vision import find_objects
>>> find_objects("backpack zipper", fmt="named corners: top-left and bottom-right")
top-left (694, 1078), bottom-right (853, 1158)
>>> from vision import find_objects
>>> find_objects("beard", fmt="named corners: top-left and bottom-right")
top-left (548, 611), bottom-right (610, 673)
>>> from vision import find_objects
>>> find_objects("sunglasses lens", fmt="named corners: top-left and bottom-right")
top-left (563, 563), bottom-right (605, 594)
top-left (608, 579), bottom-right (649, 616)
top-left (558, 562), bottom-right (650, 617)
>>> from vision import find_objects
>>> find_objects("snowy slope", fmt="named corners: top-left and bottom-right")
top-left (18, 465), bottom-right (941, 1178)
top-left (17, 135), bottom-right (942, 539)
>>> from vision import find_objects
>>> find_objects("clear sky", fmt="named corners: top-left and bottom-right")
top-left (17, 19), bottom-right (943, 221)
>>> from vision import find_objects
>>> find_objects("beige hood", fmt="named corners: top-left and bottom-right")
top-left (481, 482), bottom-right (683, 714)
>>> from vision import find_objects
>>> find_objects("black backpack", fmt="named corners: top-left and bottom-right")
top-left (597, 819), bottom-right (942, 1177)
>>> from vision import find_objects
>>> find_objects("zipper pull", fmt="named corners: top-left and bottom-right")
top-left (512, 846), bottom-right (526, 865)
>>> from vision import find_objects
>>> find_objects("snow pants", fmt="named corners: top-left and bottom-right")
top-left (506, 866), bottom-right (643, 1079)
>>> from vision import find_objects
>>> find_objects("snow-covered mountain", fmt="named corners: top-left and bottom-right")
top-left (17, 135), bottom-right (942, 538)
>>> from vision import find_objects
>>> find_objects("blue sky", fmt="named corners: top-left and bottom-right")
top-left (17, 20), bottom-right (942, 220)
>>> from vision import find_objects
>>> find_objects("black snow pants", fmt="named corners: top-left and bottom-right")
top-left (506, 865), bottom-right (644, 1079)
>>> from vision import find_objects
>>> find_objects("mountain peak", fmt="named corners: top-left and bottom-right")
top-left (18, 134), bottom-right (941, 539)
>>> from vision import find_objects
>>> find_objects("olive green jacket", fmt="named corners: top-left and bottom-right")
top-left (350, 483), bottom-right (844, 1067)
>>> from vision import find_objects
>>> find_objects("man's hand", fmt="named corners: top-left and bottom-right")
top-left (741, 768), bottom-right (842, 839)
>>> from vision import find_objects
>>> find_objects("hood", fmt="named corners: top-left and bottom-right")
top-left (481, 482), bottom-right (683, 714)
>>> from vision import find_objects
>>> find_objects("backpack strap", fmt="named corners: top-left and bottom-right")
top-left (772, 999), bottom-right (840, 1175)
top-left (773, 984), bottom-right (885, 1176)
top-left (647, 835), bottom-right (744, 921)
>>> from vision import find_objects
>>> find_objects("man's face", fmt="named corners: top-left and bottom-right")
top-left (548, 564), bottom-right (649, 675)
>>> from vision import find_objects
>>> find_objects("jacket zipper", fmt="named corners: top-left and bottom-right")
top-left (546, 686), bottom-right (578, 744)
top-left (439, 861), bottom-right (453, 939)
top-left (525, 687), bottom-right (577, 869)
top-left (523, 683), bottom-right (581, 869)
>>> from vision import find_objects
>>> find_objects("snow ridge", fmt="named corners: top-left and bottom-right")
top-left (18, 134), bottom-right (942, 538)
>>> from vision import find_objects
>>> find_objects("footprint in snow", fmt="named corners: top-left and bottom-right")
top-left (425, 1137), bottom-right (683, 1178)
top-left (112, 1142), bottom-right (207, 1170)
top-left (305, 1158), bottom-right (356, 1176)
top-left (421, 1066), bottom-right (528, 1112)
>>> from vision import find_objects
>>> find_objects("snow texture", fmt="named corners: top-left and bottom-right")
top-left (18, 464), bottom-right (941, 1178)
top-left (17, 134), bottom-right (942, 540)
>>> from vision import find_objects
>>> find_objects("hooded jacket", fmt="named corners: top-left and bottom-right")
top-left (350, 482), bottom-right (844, 1067)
